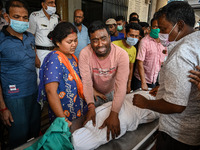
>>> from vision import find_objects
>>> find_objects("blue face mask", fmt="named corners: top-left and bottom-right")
top-left (126, 37), bottom-right (138, 46)
top-left (10, 18), bottom-right (29, 33)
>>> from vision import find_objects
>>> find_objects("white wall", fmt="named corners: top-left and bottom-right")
top-left (68, 0), bottom-right (82, 23)
top-left (127, 0), bottom-right (150, 22)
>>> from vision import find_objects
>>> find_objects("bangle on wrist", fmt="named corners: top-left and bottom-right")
top-left (87, 102), bottom-right (95, 107)
top-left (87, 103), bottom-right (95, 109)
top-left (0, 107), bottom-right (8, 112)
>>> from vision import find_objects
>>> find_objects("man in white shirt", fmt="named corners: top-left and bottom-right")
top-left (133, 1), bottom-right (200, 149)
top-left (28, 0), bottom-right (58, 83)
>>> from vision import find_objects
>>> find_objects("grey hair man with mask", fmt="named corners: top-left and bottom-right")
top-left (28, 0), bottom-right (58, 84)
top-left (133, 1), bottom-right (200, 149)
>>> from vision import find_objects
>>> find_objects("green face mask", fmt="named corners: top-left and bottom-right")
top-left (150, 28), bottom-right (160, 39)
top-left (117, 25), bottom-right (123, 31)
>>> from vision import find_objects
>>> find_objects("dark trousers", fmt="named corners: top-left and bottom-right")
top-left (156, 131), bottom-right (200, 150)
top-left (131, 75), bottom-right (156, 91)
top-left (4, 92), bottom-right (41, 149)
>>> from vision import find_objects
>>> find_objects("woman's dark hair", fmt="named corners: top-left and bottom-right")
top-left (88, 20), bottom-right (110, 37)
top-left (154, 1), bottom-right (195, 27)
top-left (5, 0), bottom-right (29, 14)
top-left (48, 22), bottom-right (77, 47)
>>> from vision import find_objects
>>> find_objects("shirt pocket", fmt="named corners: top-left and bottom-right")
top-left (39, 23), bottom-right (49, 30)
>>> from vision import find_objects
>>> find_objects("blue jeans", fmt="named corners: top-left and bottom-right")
top-left (4, 92), bottom-right (41, 148)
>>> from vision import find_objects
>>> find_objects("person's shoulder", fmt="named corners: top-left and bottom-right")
top-left (0, 28), bottom-right (8, 43)
top-left (139, 35), bottom-right (150, 45)
top-left (46, 51), bottom-right (59, 62)
top-left (0, 31), bottom-right (5, 39)
top-left (131, 45), bottom-right (137, 51)
top-left (52, 13), bottom-right (59, 19)
top-left (112, 40), bottom-right (122, 45)
top-left (26, 31), bottom-right (34, 37)
top-left (142, 34), bottom-right (150, 41)
top-left (30, 10), bottom-right (41, 18)
top-left (79, 44), bottom-right (92, 56)
top-left (175, 31), bottom-right (200, 56)
top-left (111, 43), bottom-right (127, 55)
top-left (81, 24), bottom-right (88, 32)
top-left (119, 32), bottom-right (124, 36)
top-left (82, 24), bottom-right (87, 29)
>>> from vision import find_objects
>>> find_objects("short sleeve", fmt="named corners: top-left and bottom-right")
top-left (27, 13), bottom-right (37, 34)
top-left (43, 54), bottom-right (63, 85)
top-left (160, 47), bottom-right (194, 106)
top-left (136, 38), bottom-right (147, 61)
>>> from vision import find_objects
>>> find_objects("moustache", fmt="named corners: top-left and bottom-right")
top-left (97, 46), bottom-right (106, 49)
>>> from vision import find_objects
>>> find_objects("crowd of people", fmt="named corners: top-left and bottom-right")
top-left (0, 0), bottom-right (200, 149)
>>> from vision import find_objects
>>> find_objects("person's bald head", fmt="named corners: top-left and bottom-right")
top-left (74, 9), bottom-right (84, 26)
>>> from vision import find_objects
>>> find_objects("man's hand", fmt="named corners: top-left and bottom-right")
top-left (93, 89), bottom-right (107, 101)
top-left (149, 86), bottom-right (160, 97)
top-left (83, 104), bottom-right (96, 126)
top-left (35, 53), bottom-right (41, 68)
top-left (132, 94), bottom-right (148, 109)
top-left (0, 109), bottom-right (14, 126)
top-left (126, 82), bottom-right (131, 94)
top-left (99, 111), bottom-right (120, 141)
top-left (141, 82), bottom-right (148, 91)
top-left (189, 66), bottom-right (200, 91)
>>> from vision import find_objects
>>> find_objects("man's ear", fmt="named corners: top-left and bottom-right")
top-left (3, 13), bottom-right (10, 24)
top-left (177, 20), bottom-right (185, 32)
top-left (41, 2), bottom-right (45, 9)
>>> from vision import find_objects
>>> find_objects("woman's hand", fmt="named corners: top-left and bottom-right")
top-left (65, 118), bottom-right (72, 127)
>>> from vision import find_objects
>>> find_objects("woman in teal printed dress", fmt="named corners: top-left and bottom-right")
top-left (38, 22), bottom-right (88, 124)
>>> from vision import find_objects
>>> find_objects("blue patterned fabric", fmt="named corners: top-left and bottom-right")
top-left (38, 51), bottom-right (88, 122)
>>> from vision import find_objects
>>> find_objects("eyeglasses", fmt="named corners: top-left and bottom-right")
top-left (75, 16), bottom-right (83, 19)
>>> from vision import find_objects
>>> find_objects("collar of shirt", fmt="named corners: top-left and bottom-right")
top-left (73, 23), bottom-right (85, 33)
top-left (146, 34), bottom-right (158, 42)
top-left (1, 25), bottom-right (28, 40)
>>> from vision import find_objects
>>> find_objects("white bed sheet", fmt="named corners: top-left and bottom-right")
top-left (72, 91), bottom-right (159, 150)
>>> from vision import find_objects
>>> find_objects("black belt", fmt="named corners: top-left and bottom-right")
top-left (36, 45), bottom-right (55, 50)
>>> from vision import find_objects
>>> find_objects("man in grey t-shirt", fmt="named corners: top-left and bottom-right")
top-left (133, 1), bottom-right (200, 150)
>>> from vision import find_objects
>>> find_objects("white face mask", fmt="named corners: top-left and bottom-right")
top-left (159, 23), bottom-right (180, 47)
top-left (45, 6), bottom-right (56, 15)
